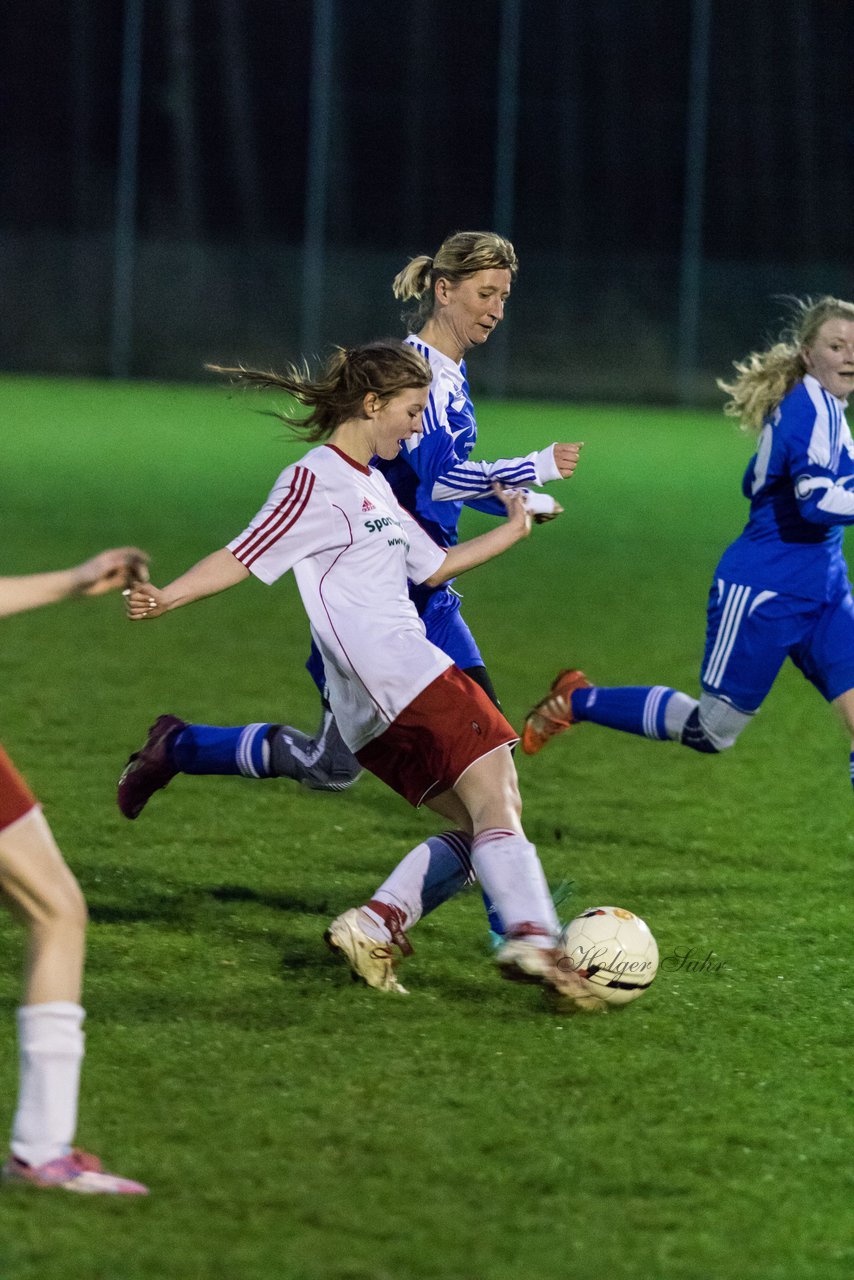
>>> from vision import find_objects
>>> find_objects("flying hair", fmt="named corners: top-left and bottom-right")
top-left (718, 295), bottom-right (854, 432)
top-left (206, 340), bottom-right (431, 442)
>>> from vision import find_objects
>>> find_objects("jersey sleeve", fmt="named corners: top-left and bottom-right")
top-left (793, 469), bottom-right (854, 525)
top-left (409, 435), bottom-right (544, 501)
top-left (465, 489), bottom-right (561, 519)
top-left (782, 390), bottom-right (854, 526)
top-left (227, 464), bottom-right (330, 583)
top-left (404, 381), bottom-right (546, 502)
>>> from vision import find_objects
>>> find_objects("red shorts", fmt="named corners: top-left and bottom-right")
top-left (0, 744), bottom-right (37, 833)
top-left (355, 666), bottom-right (518, 807)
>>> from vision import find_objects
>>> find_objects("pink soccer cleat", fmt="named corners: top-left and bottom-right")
top-left (3, 1149), bottom-right (149, 1194)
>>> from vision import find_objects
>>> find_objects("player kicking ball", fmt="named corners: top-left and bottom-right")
top-left (125, 340), bottom-right (591, 1007)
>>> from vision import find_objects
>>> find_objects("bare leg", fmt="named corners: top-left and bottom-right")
top-left (0, 808), bottom-right (87, 1005)
top-left (833, 688), bottom-right (854, 790)
top-left (0, 807), bottom-right (88, 1170)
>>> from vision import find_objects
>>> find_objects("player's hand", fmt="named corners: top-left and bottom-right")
top-left (125, 582), bottom-right (168, 620)
top-left (492, 483), bottom-right (532, 538)
top-left (72, 548), bottom-right (151, 597)
top-left (552, 443), bottom-right (584, 478)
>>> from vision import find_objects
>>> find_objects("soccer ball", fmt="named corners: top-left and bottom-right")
top-left (557, 906), bottom-right (659, 1009)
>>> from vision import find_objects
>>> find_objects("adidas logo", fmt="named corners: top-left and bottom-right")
top-left (361, 497), bottom-right (376, 512)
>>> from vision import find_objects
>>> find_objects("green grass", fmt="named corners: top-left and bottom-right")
top-left (0, 375), bottom-right (851, 1280)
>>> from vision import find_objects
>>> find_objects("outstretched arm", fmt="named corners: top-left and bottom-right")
top-left (125, 548), bottom-right (249, 620)
top-left (423, 486), bottom-right (531, 587)
top-left (0, 548), bottom-right (149, 619)
top-left (408, 430), bottom-right (583, 504)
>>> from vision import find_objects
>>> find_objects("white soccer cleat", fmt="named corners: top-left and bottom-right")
top-left (495, 937), bottom-right (605, 1012)
top-left (548, 962), bottom-right (608, 1013)
top-left (495, 937), bottom-right (556, 984)
top-left (324, 908), bottom-right (408, 994)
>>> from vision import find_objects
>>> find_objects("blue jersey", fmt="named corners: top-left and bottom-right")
top-left (716, 374), bottom-right (854, 603)
top-left (377, 336), bottom-right (555, 546)
top-left (377, 335), bottom-right (559, 615)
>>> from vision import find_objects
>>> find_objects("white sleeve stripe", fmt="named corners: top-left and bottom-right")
top-left (431, 463), bottom-right (538, 500)
top-left (441, 460), bottom-right (535, 485)
top-left (820, 386), bottom-right (840, 468)
top-left (796, 472), bottom-right (854, 516)
top-left (421, 392), bottom-right (439, 437)
top-left (751, 423), bottom-right (773, 494)
top-left (818, 485), bottom-right (854, 516)
top-left (805, 379), bottom-right (832, 467)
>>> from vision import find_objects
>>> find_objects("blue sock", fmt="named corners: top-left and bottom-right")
top-left (570, 686), bottom-right (676, 739)
top-left (172, 723), bottom-right (275, 777)
top-left (483, 892), bottom-right (506, 946)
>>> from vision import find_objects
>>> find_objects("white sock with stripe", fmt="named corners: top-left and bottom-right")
top-left (571, 685), bottom-right (685, 740)
top-left (361, 832), bottom-right (474, 940)
top-left (470, 829), bottom-right (559, 946)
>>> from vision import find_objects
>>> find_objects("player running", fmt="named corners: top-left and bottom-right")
top-left (522, 296), bottom-right (854, 791)
top-left (1, 550), bottom-right (149, 1194)
top-left (124, 340), bottom-right (591, 1007)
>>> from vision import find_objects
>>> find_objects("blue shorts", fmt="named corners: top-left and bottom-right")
top-left (418, 588), bottom-right (484, 671)
top-left (700, 578), bottom-right (854, 711)
top-left (305, 587), bottom-right (484, 695)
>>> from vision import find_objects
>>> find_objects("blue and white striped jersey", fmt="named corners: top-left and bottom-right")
top-left (374, 335), bottom-right (558, 549)
top-left (716, 374), bottom-right (854, 602)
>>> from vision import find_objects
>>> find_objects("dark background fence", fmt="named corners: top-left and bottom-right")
top-left (3, 0), bottom-right (854, 401)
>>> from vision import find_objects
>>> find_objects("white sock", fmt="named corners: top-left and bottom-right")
top-left (11, 1002), bottom-right (85, 1168)
top-left (471, 829), bottom-right (559, 946)
top-left (663, 691), bottom-right (698, 741)
top-left (361, 832), bottom-right (474, 941)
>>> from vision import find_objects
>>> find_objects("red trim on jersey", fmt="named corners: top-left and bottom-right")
top-left (355, 666), bottom-right (518, 807)
top-left (0, 745), bottom-right (37, 832)
top-left (324, 444), bottom-right (371, 475)
top-left (233, 466), bottom-right (316, 567)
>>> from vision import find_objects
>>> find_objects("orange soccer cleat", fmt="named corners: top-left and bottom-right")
top-left (521, 668), bottom-right (591, 756)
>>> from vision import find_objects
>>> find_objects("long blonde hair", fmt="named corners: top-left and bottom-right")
top-left (207, 340), bottom-right (431, 441)
top-left (392, 230), bottom-right (518, 330)
top-left (718, 296), bottom-right (854, 432)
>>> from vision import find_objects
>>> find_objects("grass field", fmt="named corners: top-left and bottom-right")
top-left (0, 376), bottom-right (851, 1280)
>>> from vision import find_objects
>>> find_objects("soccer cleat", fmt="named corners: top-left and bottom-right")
top-left (324, 908), bottom-right (408, 994)
top-left (547, 960), bottom-right (608, 1013)
top-left (495, 936), bottom-right (557, 984)
top-left (521, 668), bottom-right (591, 755)
top-left (117, 714), bottom-right (187, 819)
top-left (495, 936), bottom-right (604, 1012)
top-left (2, 1149), bottom-right (149, 1195)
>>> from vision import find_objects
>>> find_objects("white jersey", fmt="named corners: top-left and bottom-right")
top-left (227, 443), bottom-right (451, 751)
